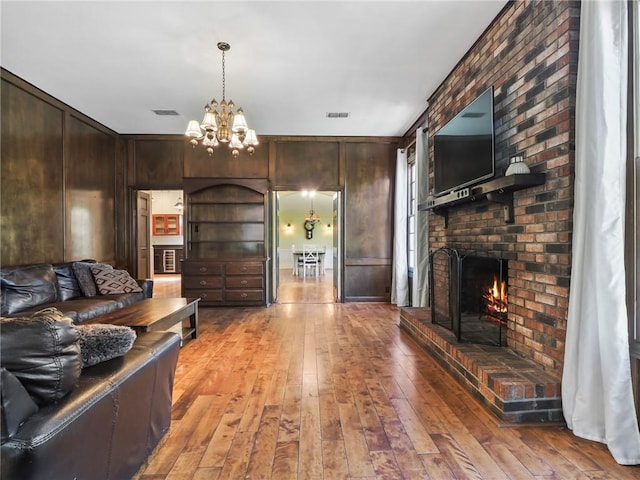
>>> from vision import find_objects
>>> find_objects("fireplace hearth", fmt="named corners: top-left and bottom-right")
top-left (430, 248), bottom-right (507, 346)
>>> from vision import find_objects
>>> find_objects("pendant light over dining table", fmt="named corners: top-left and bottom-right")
top-left (185, 42), bottom-right (259, 158)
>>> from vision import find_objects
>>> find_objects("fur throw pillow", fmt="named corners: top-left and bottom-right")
top-left (74, 324), bottom-right (137, 368)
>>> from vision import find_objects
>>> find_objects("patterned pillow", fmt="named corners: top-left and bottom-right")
top-left (90, 265), bottom-right (142, 295)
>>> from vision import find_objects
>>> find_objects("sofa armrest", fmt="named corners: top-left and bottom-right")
top-left (136, 279), bottom-right (154, 299)
top-left (1, 368), bottom-right (38, 443)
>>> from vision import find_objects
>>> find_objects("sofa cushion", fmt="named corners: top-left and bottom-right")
top-left (90, 265), bottom-right (142, 295)
top-left (1, 367), bottom-right (39, 442)
top-left (72, 261), bottom-right (114, 297)
top-left (0, 309), bottom-right (82, 406)
top-left (75, 324), bottom-right (136, 368)
top-left (11, 296), bottom-right (143, 324)
top-left (0, 264), bottom-right (58, 316)
top-left (43, 298), bottom-right (119, 324)
top-left (53, 262), bottom-right (82, 301)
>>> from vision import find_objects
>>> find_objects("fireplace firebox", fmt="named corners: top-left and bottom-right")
top-left (429, 248), bottom-right (507, 346)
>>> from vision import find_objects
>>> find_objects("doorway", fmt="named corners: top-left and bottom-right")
top-left (133, 189), bottom-right (184, 282)
top-left (271, 190), bottom-right (342, 304)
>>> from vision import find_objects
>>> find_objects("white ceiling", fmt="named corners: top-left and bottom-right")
top-left (1, 1), bottom-right (507, 137)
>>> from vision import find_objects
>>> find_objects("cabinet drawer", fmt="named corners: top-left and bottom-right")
top-left (225, 290), bottom-right (264, 302)
top-left (183, 277), bottom-right (223, 289)
top-left (183, 262), bottom-right (223, 276)
top-left (225, 276), bottom-right (263, 289)
top-left (183, 289), bottom-right (223, 302)
top-left (225, 263), bottom-right (263, 276)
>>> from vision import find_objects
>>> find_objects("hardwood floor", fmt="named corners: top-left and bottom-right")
top-left (277, 268), bottom-right (334, 304)
top-left (153, 274), bottom-right (182, 298)
top-left (136, 276), bottom-right (639, 479)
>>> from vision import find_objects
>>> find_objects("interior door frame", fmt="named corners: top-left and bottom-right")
top-left (332, 191), bottom-right (343, 302)
top-left (135, 190), bottom-right (151, 279)
top-left (269, 188), bottom-right (344, 304)
top-left (131, 187), bottom-right (184, 279)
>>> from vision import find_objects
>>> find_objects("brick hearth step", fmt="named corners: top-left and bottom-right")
top-left (399, 307), bottom-right (562, 424)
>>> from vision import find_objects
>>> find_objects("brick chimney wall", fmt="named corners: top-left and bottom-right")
top-left (426, 0), bottom-right (580, 375)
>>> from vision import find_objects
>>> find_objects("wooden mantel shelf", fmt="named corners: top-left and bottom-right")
top-left (418, 173), bottom-right (546, 224)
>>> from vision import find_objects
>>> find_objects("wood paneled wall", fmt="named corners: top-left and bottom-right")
top-left (343, 142), bottom-right (396, 301)
top-left (272, 139), bottom-right (341, 188)
top-left (1, 68), bottom-right (399, 301)
top-left (1, 69), bottom-right (119, 267)
top-left (124, 134), bottom-right (399, 302)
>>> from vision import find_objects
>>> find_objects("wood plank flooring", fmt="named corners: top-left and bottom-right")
top-left (135, 276), bottom-right (639, 479)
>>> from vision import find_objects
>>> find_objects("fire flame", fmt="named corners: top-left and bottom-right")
top-left (484, 277), bottom-right (507, 314)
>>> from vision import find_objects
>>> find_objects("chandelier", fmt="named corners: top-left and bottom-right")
top-left (185, 42), bottom-right (258, 158)
top-left (303, 191), bottom-right (321, 224)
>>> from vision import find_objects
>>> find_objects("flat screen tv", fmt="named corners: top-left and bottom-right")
top-left (433, 86), bottom-right (495, 197)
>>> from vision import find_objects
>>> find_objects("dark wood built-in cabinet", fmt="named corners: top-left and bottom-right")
top-left (182, 178), bottom-right (268, 306)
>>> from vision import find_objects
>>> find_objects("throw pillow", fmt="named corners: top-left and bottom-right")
top-left (0, 263), bottom-right (58, 315)
top-left (74, 324), bottom-right (136, 368)
top-left (0, 309), bottom-right (81, 406)
top-left (90, 265), bottom-right (142, 295)
top-left (53, 262), bottom-right (83, 301)
top-left (72, 261), bottom-right (110, 297)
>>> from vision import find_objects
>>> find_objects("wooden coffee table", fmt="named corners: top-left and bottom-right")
top-left (88, 297), bottom-right (199, 342)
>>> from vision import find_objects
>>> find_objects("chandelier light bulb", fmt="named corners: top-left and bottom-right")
top-left (185, 120), bottom-right (203, 140)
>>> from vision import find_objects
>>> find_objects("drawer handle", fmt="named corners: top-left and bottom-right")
top-left (240, 266), bottom-right (247, 272)
top-left (201, 293), bottom-right (207, 298)
top-left (199, 267), bottom-right (207, 273)
top-left (240, 280), bottom-right (248, 285)
top-left (199, 280), bottom-right (207, 286)
top-left (241, 292), bottom-right (248, 298)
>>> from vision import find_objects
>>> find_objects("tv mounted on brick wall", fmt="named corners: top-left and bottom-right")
top-left (433, 86), bottom-right (495, 197)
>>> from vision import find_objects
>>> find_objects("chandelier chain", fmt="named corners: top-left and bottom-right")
top-left (221, 50), bottom-right (226, 102)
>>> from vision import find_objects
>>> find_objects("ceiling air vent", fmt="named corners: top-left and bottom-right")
top-left (326, 112), bottom-right (349, 118)
top-left (152, 109), bottom-right (180, 116)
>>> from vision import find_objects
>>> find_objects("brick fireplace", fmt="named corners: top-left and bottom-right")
top-left (430, 249), bottom-right (508, 347)
top-left (400, 1), bottom-right (579, 423)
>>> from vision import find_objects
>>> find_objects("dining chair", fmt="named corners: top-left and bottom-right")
top-left (300, 244), bottom-right (320, 277)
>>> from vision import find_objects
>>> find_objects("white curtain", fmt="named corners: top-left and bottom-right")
top-left (391, 149), bottom-right (409, 306)
top-left (562, 0), bottom-right (640, 465)
top-left (413, 127), bottom-right (430, 307)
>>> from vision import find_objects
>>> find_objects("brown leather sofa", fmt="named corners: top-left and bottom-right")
top-left (1, 262), bottom-right (179, 479)
top-left (1, 330), bottom-right (181, 480)
top-left (0, 261), bottom-right (153, 323)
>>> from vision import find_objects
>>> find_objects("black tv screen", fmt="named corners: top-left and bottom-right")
top-left (433, 87), bottom-right (495, 196)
